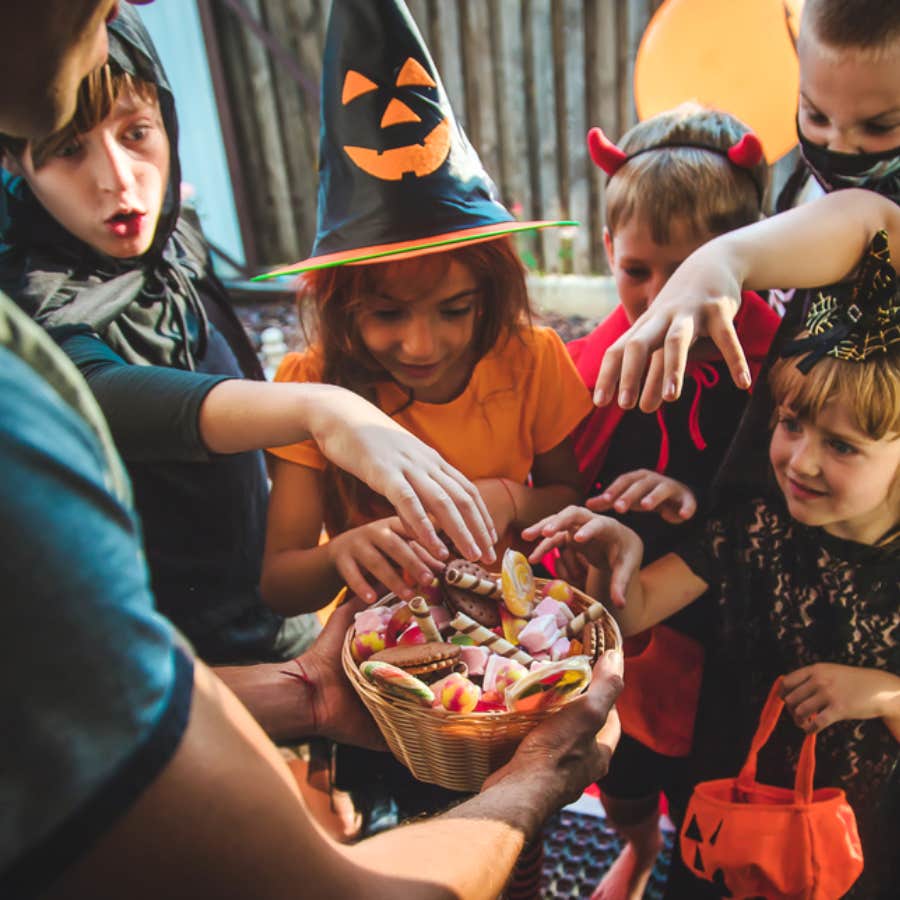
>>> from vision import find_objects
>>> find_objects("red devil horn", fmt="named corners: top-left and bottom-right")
top-left (587, 127), bottom-right (628, 176)
top-left (727, 133), bottom-right (764, 168)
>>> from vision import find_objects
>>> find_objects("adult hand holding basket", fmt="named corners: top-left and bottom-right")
top-left (342, 552), bottom-right (623, 791)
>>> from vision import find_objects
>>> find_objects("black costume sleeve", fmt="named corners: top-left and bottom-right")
top-left (51, 326), bottom-right (231, 463)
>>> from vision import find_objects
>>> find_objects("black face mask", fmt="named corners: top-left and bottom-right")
top-left (798, 130), bottom-right (900, 205)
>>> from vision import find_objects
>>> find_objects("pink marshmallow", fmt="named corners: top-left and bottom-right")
top-left (533, 597), bottom-right (574, 629)
top-left (459, 645), bottom-right (490, 676)
top-left (550, 636), bottom-right (572, 660)
top-left (354, 607), bottom-right (388, 634)
top-left (483, 654), bottom-right (527, 693)
top-left (518, 614), bottom-right (562, 654)
top-left (429, 605), bottom-right (451, 632)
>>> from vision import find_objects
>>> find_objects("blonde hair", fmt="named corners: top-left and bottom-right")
top-left (0, 64), bottom-right (158, 168)
top-left (605, 102), bottom-right (768, 244)
top-left (769, 340), bottom-right (900, 440)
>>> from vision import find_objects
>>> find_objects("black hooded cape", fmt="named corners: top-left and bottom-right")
top-left (0, 7), bottom-right (292, 664)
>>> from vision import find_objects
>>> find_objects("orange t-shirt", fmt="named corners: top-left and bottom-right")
top-left (270, 326), bottom-right (592, 493)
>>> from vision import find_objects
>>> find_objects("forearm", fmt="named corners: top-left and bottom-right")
top-left (710, 189), bottom-right (900, 292)
top-left (260, 542), bottom-right (344, 616)
top-left (199, 380), bottom-right (355, 455)
top-left (213, 662), bottom-right (314, 743)
top-left (347, 771), bottom-right (556, 898)
top-left (585, 563), bottom-right (647, 636)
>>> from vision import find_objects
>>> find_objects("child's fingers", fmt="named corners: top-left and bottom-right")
top-left (588, 470), bottom-right (648, 510)
top-left (608, 541), bottom-right (642, 609)
top-left (705, 307), bottom-right (752, 391)
top-left (610, 477), bottom-right (660, 512)
top-left (790, 694), bottom-right (830, 729)
top-left (410, 466), bottom-right (496, 564)
top-left (657, 313), bottom-right (696, 404)
top-left (407, 539), bottom-right (446, 574)
top-left (782, 676), bottom-right (818, 711)
top-left (781, 666), bottom-right (813, 694)
top-left (522, 505), bottom-right (595, 541)
top-left (638, 348), bottom-right (667, 412)
top-left (526, 532), bottom-right (572, 564)
top-left (434, 463), bottom-right (499, 552)
top-left (335, 556), bottom-right (380, 605)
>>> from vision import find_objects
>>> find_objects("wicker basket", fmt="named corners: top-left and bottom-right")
top-left (341, 580), bottom-right (622, 792)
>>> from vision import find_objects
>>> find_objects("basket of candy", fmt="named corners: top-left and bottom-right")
top-left (341, 549), bottom-right (622, 792)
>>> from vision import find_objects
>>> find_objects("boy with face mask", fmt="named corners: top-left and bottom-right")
top-left (777, 0), bottom-right (900, 212)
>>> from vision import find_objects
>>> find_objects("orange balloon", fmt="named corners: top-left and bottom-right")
top-left (634, 0), bottom-right (803, 162)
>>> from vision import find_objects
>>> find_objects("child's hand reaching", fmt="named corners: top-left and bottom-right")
top-left (327, 516), bottom-right (443, 604)
top-left (522, 506), bottom-right (643, 608)
top-left (782, 664), bottom-right (900, 735)
top-left (587, 470), bottom-right (697, 524)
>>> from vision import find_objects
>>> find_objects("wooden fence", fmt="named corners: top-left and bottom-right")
top-left (199, 0), bottom-right (666, 275)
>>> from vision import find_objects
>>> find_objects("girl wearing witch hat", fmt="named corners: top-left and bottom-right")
top-left (258, 0), bottom-right (592, 861)
top-left (260, 0), bottom-right (591, 614)
top-left (525, 213), bottom-right (900, 898)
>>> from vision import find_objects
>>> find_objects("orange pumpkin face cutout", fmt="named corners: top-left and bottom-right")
top-left (342, 57), bottom-right (451, 181)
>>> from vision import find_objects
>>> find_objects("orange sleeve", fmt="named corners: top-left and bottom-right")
top-left (529, 328), bottom-right (594, 455)
top-left (266, 351), bottom-right (327, 470)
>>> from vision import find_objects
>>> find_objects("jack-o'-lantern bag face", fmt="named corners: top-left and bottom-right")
top-left (680, 678), bottom-right (863, 899)
top-left (257, 0), bottom-right (572, 281)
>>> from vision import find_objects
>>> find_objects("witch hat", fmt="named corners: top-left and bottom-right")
top-left (781, 230), bottom-right (900, 372)
top-left (256, 0), bottom-right (572, 280)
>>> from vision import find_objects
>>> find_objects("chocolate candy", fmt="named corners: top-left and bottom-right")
top-left (369, 641), bottom-right (461, 681)
top-left (443, 560), bottom-right (502, 628)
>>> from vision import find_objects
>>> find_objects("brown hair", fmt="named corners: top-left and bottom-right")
top-left (298, 236), bottom-right (532, 533)
top-left (0, 64), bottom-right (158, 167)
top-left (605, 102), bottom-right (768, 245)
top-left (801, 0), bottom-right (900, 57)
top-left (769, 338), bottom-right (900, 440)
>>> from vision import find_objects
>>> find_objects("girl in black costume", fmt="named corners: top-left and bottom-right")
top-left (526, 225), bottom-right (900, 898)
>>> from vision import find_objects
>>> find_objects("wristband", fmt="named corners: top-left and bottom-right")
top-left (280, 656), bottom-right (318, 735)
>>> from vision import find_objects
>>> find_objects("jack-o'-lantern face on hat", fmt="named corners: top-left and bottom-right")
top-left (254, 0), bottom-right (573, 281)
top-left (341, 56), bottom-right (451, 181)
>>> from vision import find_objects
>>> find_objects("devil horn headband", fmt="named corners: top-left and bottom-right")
top-left (586, 126), bottom-right (764, 177)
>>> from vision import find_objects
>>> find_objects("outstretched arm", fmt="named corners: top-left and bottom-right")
top-left (46, 651), bottom-right (623, 900)
top-left (523, 506), bottom-right (707, 636)
top-left (201, 379), bottom-right (497, 564)
top-left (594, 188), bottom-right (900, 412)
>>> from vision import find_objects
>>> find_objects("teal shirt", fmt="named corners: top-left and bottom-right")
top-left (0, 293), bottom-right (193, 898)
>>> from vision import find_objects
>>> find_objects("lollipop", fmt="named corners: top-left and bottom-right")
top-left (500, 549), bottom-right (535, 617)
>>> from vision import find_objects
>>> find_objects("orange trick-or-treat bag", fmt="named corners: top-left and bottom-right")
top-left (679, 677), bottom-right (864, 899)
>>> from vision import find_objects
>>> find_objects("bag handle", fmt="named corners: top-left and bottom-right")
top-left (735, 676), bottom-right (816, 803)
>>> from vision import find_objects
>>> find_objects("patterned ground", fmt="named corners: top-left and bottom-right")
top-left (541, 807), bottom-right (673, 899)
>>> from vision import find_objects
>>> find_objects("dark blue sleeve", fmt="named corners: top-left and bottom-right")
top-left (52, 325), bottom-right (230, 463)
top-left (0, 346), bottom-right (193, 898)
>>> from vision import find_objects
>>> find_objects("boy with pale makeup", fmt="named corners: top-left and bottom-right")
top-left (0, 3), bottom-right (624, 897)
top-left (0, 8), bottom-right (499, 672)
